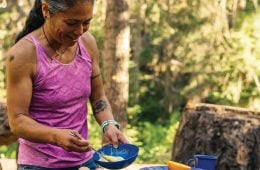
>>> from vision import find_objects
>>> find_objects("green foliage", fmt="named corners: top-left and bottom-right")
top-left (128, 110), bottom-right (180, 163)
top-left (205, 11), bottom-right (260, 109)
top-left (139, 45), bottom-right (157, 65)
top-left (131, 0), bottom-right (260, 113)
top-left (87, 104), bottom-right (102, 149)
top-left (0, 143), bottom-right (17, 159)
top-left (89, 0), bottom-right (105, 51)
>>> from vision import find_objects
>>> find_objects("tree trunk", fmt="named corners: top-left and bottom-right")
top-left (0, 102), bottom-right (17, 145)
top-left (103, 0), bottom-right (130, 129)
top-left (172, 103), bottom-right (260, 170)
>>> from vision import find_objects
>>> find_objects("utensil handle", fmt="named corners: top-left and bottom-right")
top-left (91, 147), bottom-right (113, 162)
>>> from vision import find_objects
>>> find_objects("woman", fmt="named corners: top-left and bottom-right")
top-left (6, 0), bottom-right (128, 169)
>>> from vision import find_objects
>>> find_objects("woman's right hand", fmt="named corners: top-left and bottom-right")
top-left (54, 129), bottom-right (92, 152)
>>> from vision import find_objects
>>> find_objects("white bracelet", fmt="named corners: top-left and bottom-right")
top-left (101, 120), bottom-right (120, 133)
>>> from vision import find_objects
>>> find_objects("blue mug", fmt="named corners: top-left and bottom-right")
top-left (188, 155), bottom-right (217, 170)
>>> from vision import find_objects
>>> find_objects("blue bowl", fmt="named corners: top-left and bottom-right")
top-left (93, 144), bottom-right (139, 169)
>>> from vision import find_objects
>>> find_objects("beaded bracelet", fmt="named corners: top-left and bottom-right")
top-left (101, 120), bottom-right (120, 133)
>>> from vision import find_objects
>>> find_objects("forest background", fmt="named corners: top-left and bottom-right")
top-left (0, 0), bottom-right (259, 164)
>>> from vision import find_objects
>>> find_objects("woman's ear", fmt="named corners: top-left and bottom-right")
top-left (41, 1), bottom-right (49, 19)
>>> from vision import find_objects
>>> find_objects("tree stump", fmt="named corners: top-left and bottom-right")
top-left (0, 102), bottom-right (17, 145)
top-left (172, 103), bottom-right (260, 170)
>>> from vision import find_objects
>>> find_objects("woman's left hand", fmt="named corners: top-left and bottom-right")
top-left (102, 124), bottom-right (129, 148)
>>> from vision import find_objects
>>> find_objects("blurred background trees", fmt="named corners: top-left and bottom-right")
top-left (104, 0), bottom-right (130, 129)
top-left (0, 0), bottom-right (259, 164)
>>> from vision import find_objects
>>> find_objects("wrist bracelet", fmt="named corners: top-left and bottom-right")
top-left (101, 120), bottom-right (120, 133)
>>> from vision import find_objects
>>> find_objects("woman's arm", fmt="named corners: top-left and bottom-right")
top-left (82, 32), bottom-right (129, 147)
top-left (6, 40), bottom-right (90, 152)
top-left (6, 40), bottom-right (55, 143)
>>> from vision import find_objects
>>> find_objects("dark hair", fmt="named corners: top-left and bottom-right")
top-left (15, 0), bottom-right (44, 42)
top-left (15, 0), bottom-right (94, 43)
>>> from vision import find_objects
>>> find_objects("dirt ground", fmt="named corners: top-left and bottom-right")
top-left (0, 158), bottom-right (165, 170)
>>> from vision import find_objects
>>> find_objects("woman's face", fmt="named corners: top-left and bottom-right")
top-left (46, 1), bottom-right (93, 46)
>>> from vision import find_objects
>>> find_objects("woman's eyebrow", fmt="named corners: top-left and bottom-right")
top-left (65, 18), bottom-right (92, 23)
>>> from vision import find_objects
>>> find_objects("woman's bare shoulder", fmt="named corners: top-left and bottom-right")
top-left (6, 38), bottom-right (36, 76)
top-left (81, 31), bottom-right (97, 44)
top-left (80, 31), bottom-right (99, 60)
top-left (8, 38), bottom-right (36, 64)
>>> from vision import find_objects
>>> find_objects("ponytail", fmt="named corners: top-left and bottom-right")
top-left (15, 0), bottom-right (44, 42)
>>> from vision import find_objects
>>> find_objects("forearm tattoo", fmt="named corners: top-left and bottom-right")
top-left (93, 100), bottom-right (108, 115)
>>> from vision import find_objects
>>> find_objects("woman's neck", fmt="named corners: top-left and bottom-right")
top-left (42, 24), bottom-right (68, 59)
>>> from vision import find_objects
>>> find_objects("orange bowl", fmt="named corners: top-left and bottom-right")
top-left (167, 161), bottom-right (191, 170)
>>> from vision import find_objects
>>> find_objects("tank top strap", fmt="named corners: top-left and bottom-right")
top-left (24, 34), bottom-right (41, 46)
top-left (24, 34), bottom-right (51, 65)
top-left (77, 36), bottom-right (92, 61)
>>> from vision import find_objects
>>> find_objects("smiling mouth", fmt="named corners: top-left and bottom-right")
top-left (70, 37), bottom-right (78, 41)
top-left (67, 36), bottom-right (79, 42)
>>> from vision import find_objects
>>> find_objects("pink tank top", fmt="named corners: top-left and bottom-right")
top-left (18, 34), bottom-right (93, 168)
